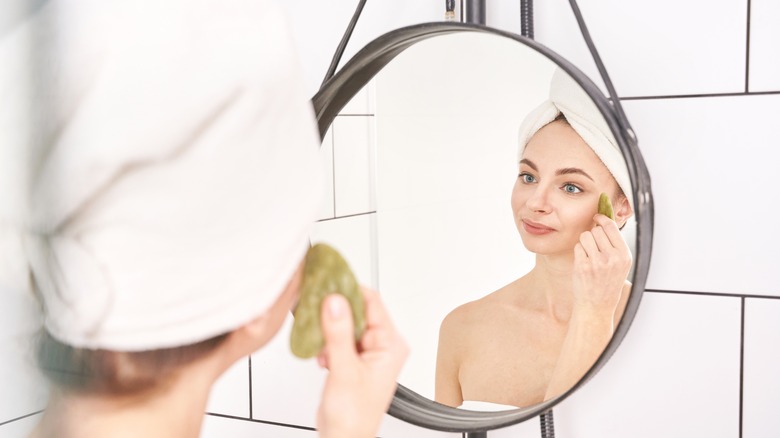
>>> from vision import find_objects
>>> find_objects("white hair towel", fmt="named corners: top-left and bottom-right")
top-left (0, 0), bottom-right (322, 351)
top-left (517, 69), bottom-right (632, 208)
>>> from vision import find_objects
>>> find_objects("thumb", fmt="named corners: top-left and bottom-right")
top-left (320, 294), bottom-right (358, 369)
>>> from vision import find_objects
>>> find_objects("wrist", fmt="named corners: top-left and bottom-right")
top-left (570, 304), bottom-right (617, 330)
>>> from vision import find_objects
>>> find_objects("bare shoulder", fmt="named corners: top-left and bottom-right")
top-left (440, 279), bottom-right (525, 336)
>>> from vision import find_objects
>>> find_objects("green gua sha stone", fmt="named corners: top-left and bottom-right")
top-left (290, 243), bottom-right (365, 359)
top-left (598, 192), bottom-right (615, 221)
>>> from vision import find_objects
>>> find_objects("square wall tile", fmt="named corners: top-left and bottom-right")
top-left (206, 356), bottom-right (249, 418)
top-left (622, 95), bottom-right (780, 296)
top-left (748, 0), bottom-right (780, 91)
top-left (553, 292), bottom-right (741, 438)
top-left (317, 126), bottom-right (335, 221)
top-left (743, 298), bottom-right (780, 438)
top-left (0, 412), bottom-right (42, 438)
top-left (279, 1), bottom-right (441, 96)
top-left (535, 0), bottom-right (748, 97)
top-left (332, 116), bottom-right (375, 217)
top-left (311, 213), bottom-right (378, 289)
top-left (0, 288), bottom-right (48, 424)
top-left (201, 414), bottom-right (317, 438)
top-left (250, 316), bottom-right (326, 428)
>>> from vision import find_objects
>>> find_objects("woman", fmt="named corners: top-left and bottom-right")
top-left (435, 70), bottom-right (634, 409)
top-left (0, 1), bottom-right (407, 437)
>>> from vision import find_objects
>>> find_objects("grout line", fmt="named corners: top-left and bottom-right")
top-left (645, 289), bottom-right (780, 300)
top-left (248, 356), bottom-right (253, 419)
top-left (739, 297), bottom-right (745, 438)
top-left (745, 0), bottom-right (752, 93)
top-left (0, 410), bottom-right (44, 427)
top-left (205, 412), bottom-right (316, 432)
top-left (317, 211), bottom-right (377, 222)
top-left (331, 125), bottom-right (337, 218)
top-left (620, 90), bottom-right (780, 101)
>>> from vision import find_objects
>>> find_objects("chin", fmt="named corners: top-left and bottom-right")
top-left (519, 234), bottom-right (575, 256)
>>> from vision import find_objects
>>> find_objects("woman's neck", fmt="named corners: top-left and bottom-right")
top-left (31, 365), bottom-right (216, 438)
top-left (528, 252), bottom-right (576, 322)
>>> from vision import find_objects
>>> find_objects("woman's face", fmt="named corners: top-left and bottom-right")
top-left (511, 120), bottom-right (623, 256)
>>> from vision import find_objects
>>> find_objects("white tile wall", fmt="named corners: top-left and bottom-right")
top-left (201, 414), bottom-right (318, 438)
top-left (622, 95), bottom-right (780, 297)
top-left (535, 0), bottom-right (749, 97)
top-left (0, 289), bottom-right (47, 424)
top-left (554, 292), bottom-right (742, 438)
top-left (279, 1), bottom-right (444, 96)
top-left (332, 116), bottom-right (376, 217)
top-left (318, 126), bottom-right (335, 221)
top-left (250, 313), bottom-right (326, 429)
top-left (748, 0), bottom-right (780, 91)
top-left (310, 213), bottom-right (378, 289)
top-left (743, 298), bottom-right (780, 438)
top-left (206, 357), bottom-right (250, 418)
top-left (0, 412), bottom-right (42, 438)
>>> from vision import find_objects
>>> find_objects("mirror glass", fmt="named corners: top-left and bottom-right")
top-left (311, 31), bottom-right (637, 413)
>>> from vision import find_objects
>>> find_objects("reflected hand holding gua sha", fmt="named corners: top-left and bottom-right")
top-left (311, 26), bottom-right (647, 427)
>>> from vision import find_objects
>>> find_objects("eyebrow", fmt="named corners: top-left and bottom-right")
top-left (520, 159), bottom-right (595, 182)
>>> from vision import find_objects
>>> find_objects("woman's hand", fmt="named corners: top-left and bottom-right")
top-left (572, 214), bottom-right (633, 314)
top-left (544, 214), bottom-right (632, 401)
top-left (316, 287), bottom-right (409, 438)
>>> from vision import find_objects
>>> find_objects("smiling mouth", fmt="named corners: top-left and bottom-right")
top-left (522, 219), bottom-right (555, 235)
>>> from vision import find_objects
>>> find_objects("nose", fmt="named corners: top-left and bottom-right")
top-left (526, 185), bottom-right (552, 214)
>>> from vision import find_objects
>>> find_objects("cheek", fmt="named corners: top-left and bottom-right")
top-left (510, 181), bottom-right (522, 212)
top-left (559, 201), bottom-right (597, 235)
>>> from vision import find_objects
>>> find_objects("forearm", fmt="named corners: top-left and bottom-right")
top-left (544, 307), bottom-right (614, 401)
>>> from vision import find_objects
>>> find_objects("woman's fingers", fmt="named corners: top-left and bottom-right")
top-left (319, 294), bottom-right (358, 370)
top-left (578, 229), bottom-right (599, 257)
top-left (593, 214), bottom-right (630, 252)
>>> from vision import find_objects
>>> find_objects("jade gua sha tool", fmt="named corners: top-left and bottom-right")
top-left (598, 192), bottom-right (615, 221)
top-left (290, 243), bottom-right (366, 359)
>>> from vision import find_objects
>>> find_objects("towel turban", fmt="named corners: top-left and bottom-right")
top-left (517, 69), bottom-right (633, 208)
top-left (0, 0), bottom-right (323, 351)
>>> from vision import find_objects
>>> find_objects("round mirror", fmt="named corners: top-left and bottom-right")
top-left (311, 23), bottom-right (652, 433)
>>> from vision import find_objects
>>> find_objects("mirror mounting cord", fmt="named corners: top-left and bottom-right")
top-left (520, 0), bottom-right (534, 39)
top-left (321, 0), bottom-right (368, 88)
top-left (567, 0), bottom-right (635, 144)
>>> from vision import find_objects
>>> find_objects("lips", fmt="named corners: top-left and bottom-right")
top-left (522, 219), bottom-right (555, 235)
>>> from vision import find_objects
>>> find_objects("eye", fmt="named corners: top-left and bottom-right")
top-left (518, 172), bottom-right (536, 184)
top-left (562, 183), bottom-right (582, 194)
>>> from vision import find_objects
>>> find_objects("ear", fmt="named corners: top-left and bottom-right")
top-left (613, 194), bottom-right (633, 229)
top-left (227, 260), bottom-right (305, 357)
top-left (233, 312), bottom-right (277, 353)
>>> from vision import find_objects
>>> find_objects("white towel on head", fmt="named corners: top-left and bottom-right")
top-left (517, 69), bottom-right (633, 208)
top-left (0, 0), bottom-right (323, 351)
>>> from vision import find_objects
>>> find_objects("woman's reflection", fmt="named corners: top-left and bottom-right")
top-left (435, 70), bottom-right (634, 409)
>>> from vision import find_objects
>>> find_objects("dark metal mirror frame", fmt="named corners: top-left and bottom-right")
top-left (311, 22), bottom-right (654, 433)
